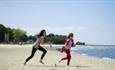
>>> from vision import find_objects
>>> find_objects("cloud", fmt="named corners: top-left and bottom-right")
top-left (22, 26), bottom-right (88, 35)
top-left (22, 26), bottom-right (75, 31)
top-left (21, 26), bottom-right (76, 35)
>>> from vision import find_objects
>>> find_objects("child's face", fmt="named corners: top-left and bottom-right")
top-left (43, 31), bottom-right (46, 36)
top-left (70, 36), bottom-right (73, 39)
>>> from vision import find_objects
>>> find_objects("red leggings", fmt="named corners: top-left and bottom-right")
top-left (61, 49), bottom-right (71, 65)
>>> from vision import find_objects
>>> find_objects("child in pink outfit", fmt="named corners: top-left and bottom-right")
top-left (59, 33), bottom-right (74, 66)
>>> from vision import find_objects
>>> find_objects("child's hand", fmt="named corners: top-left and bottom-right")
top-left (64, 46), bottom-right (70, 50)
top-left (41, 41), bottom-right (45, 45)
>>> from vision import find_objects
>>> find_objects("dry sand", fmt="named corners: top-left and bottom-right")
top-left (0, 44), bottom-right (115, 70)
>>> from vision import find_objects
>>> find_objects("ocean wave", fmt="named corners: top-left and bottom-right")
top-left (101, 57), bottom-right (115, 61)
top-left (81, 53), bottom-right (88, 56)
top-left (74, 45), bottom-right (115, 50)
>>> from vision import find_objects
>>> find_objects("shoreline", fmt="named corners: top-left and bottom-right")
top-left (0, 44), bottom-right (115, 70)
top-left (0, 44), bottom-right (115, 61)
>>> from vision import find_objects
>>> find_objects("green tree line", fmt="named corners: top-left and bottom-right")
top-left (0, 24), bottom-right (85, 45)
top-left (0, 24), bottom-right (28, 43)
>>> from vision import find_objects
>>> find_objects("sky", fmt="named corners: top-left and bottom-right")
top-left (0, 0), bottom-right (115, 45)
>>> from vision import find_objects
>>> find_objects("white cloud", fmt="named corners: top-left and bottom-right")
top-left (22, 26), bottom-right (88, 35)
top-left (22, 26), bottom-right (76, 35)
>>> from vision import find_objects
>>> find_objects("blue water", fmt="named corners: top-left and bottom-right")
top-left (72, 45), bottom-right (115, 59)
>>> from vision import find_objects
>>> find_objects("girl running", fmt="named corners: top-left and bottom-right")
top-left (59, 33), bottom-right (74, 66)
top-left (24, 29), bottom-right (47, 65)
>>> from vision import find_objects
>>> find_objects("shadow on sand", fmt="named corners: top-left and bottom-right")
top-left (28, 64), bottom-right (91, 68)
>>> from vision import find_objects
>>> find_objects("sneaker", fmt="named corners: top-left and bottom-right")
top-left (39, 60), bottom-right (44, 64)
top-left (24, 62), bottom-right (26, 65)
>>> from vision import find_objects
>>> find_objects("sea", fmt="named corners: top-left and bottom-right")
top-left (71, 45), bottom-right (115, 60)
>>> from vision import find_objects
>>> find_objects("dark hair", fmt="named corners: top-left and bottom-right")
top-left (37, 29), bottom-right (46, 38)
top-left (67, 33), bottom-right (74, 39)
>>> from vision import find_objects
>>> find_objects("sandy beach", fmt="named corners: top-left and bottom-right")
top-left (0, 44), bottom-right (115, 70)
